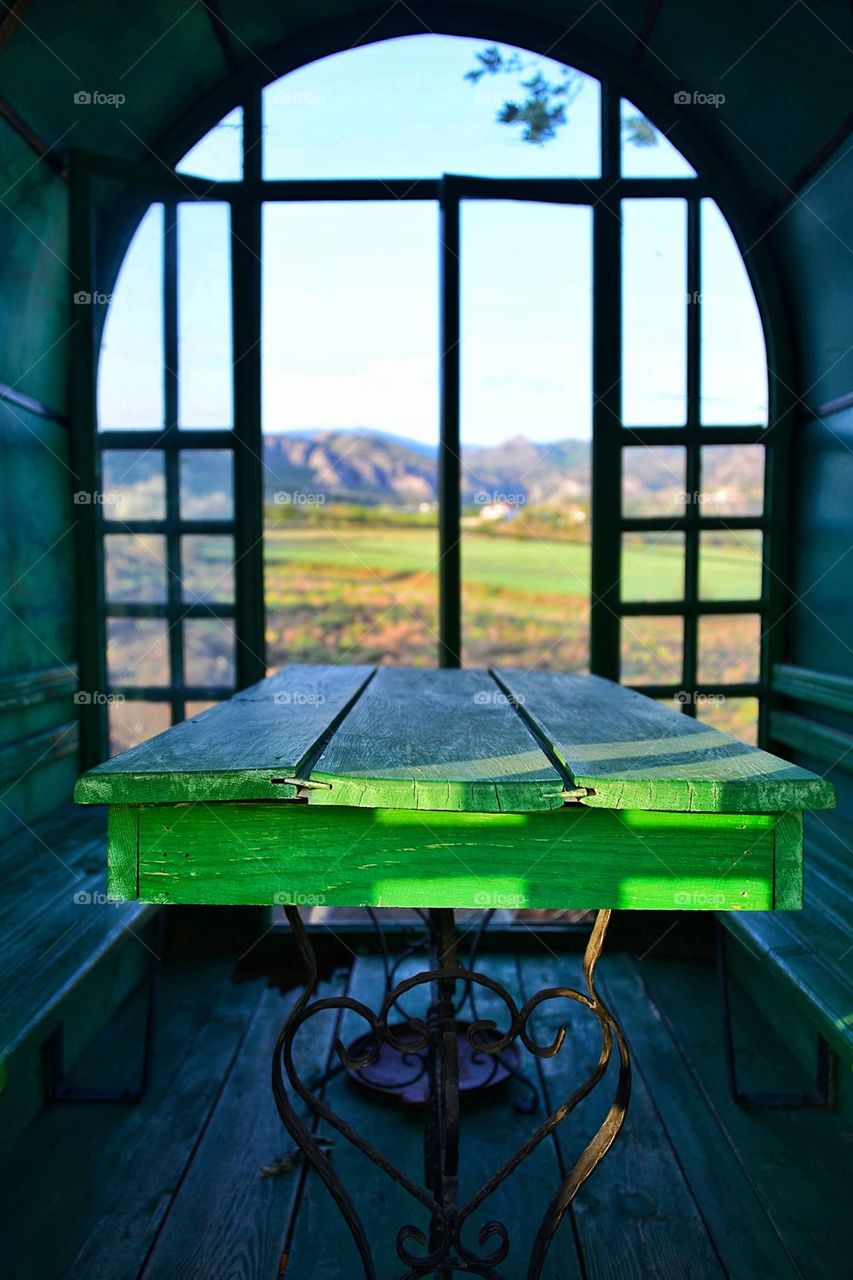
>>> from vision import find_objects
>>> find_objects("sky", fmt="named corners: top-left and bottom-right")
top-left (97, 34), bottom-right (768, 447)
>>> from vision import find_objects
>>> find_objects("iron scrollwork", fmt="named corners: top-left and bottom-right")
top-left (272, 908), bottom-right (631, 1279)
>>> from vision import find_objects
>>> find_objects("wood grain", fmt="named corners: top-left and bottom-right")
top-left (140, 979), bottom-right (344, 1280)
top-left (308, 666), bottom-right (566, 811)
top-left (135, 803), bottom-right (776, 911)
top-left (520, 953), bottom-right (726, 1280)
top-left (74, 663), bottom-right (374, 804)
top-left (639, 955), bottom-right (853, 1275)
top-left (773, 810), bottom-right (803, 909)
top-left (9, 965), bottom-right (264, 1280)
top-left (493, 668), bottom-right (835, 813)
top-left (106, 805), bottom-right (138, 900)
top-left (596, 957), bottom-right (807, 1278)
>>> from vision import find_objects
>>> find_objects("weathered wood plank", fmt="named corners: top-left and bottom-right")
top-left (772, 663), bottom-right (853, 715)
top-left (0, 885), bottom-right (154, 1063)
top-left (106, 805), bottom-right (138, 900)
top-left (773, 810), bottom-right (803, 909)
top-left (0, 806), bottom-right (105, 947)
top-left (805, 811), bottom-right (853, 892)
top-left (74, 663), bottom-right (374, 804)
top-left (638, 955), bottom-right (853, 1277)
top-left (0, 917), bottom-right (151, 1151)
top-left (719, 913), bottom-right (853, 1062)
top-left (597, 956), bottom-right (804, 1279)
top-left (136, 804), bottom-right (776, 911)
top-left (2, 962), bottom-right (263, 1280)
top-left (0, 804), bottom-right (150, 1143)
top-left (493, 668), bottom-right (835, 813)
top-left (770, 710), bottom-right (853, 776)
top-left (308, 666), bottom-right (566, 811)
top-left (140, 976), bottom-right (345, 1280)
top-left (721, 806), bottom-right (853, 1058)
top-left (519, 952), bottom-right (726, 1280)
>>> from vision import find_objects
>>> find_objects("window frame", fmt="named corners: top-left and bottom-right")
top-left (69, 72), bottom-right (785, 764)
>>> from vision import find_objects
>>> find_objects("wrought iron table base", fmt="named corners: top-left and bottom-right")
top-left (273, 907), bottom-right (631, 1279)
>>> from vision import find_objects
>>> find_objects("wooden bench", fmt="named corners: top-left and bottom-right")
top-left (717, 809), bottom-right (853, 1102)
top-left (0, 803), bottom-right (158, 1149)
top-left (717, 661), bottom-right (853, 1103)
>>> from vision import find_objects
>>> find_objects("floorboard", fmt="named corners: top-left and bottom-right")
top-left (1, 960), bottom-right (262, 1280)
top-left (1, 943), bottom-right (850, 1280)
top-left (597, 956), bottom-right (801, 1279)
top-left (142, 973), bottom-right (349, 1280)
top-left (636, 955), bottom-right (853, 1280)
top-left (519, 953), bottom-right (726, 1280)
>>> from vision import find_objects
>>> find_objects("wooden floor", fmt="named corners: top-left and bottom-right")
top-left (1, 942), bottom-right (850, 1280)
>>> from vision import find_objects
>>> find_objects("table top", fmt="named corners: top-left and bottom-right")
top-left (75, 666), bottom-right (834, 912)
top-left (76, 663), bottom-right (834, 816)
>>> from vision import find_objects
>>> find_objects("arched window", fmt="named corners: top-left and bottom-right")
top-left (83, 34), bottom-right (772, 758)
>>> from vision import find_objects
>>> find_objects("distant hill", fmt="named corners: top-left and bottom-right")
top-left (260, 428), bottom-right (762, 511)
top-left (263, 430), bottom-right (436, 506)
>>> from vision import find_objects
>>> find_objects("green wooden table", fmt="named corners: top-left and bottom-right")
top-left (75, 664), bottom-right (834, 1278)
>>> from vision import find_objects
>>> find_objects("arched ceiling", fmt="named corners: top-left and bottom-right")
top-left (0, 0), bottom-right (850, 411)
top-left (1, 0), bottom-right (850, 212)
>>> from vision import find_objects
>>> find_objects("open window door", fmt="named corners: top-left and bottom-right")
top-left (68, 148), bottom-right (265, 765)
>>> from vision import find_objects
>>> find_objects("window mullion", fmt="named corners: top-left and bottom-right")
top-left (590, 84), bottom-right (623, 680)
top-left (682, 197), bottom-right (701, 713)
top-left (69, 152), bottom-right (109, 766)
top-left (163, 202), bottom-right (184, 724)
top-left (438, 176), bottom-right (461, 668)
top-left (231, 88), bottom-right (266, 686)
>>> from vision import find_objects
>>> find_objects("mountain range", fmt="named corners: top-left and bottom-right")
top-left (256, 428), bottom-right (761, 510)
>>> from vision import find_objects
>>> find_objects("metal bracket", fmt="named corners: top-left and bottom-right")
top-left (716, 921), bottom-right (834, 1108)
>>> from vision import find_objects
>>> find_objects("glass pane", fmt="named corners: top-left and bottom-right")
top-left (179, 449), bottom-right (234, 519)
top-left (621, 616), bottom-right (683, 684)
top-left (263, 202), bottom-right (439, 668)
top-left (622, 199), bottom-right (687, 426)
top-left (109, 700), bottom-right (170, 756)
top-left (183, 619), bottom-right (235, 687)
top-left (178, 202), bottom-right (232, 427)
top-left (698, 614), bottom-right (761, 684)
top-left (263, 35), bottom-right (600, 178)
top-left (104, 535), bottom-right (167, 603)
top-left (98, 204), bottom-right (163, 430)
top-left (696, 695), bottom-right (759, 745)
top-left (265, 519), bottom-right (440, 666)
top-left (262, 202), bottom-right (437, 436)
top-left (622, 446), bottom-right (686, 516)
top-left (107, 618), bottom-right (170, 687)
top-left (177, 106), bottom-right (242, 179)
top-left (700, 445), bottom-right (764, 515)
top-left (461, 202), bottom-right (592, 442)
top-left (462, 537), bottom-right (590, 670)
top-left (101, 451), bottom-right (166, 520)
top-left (621, 533), bottom-right (685, 602)
top-left (460, 201), bottom-right (592, 669)
top-left (180, 535), bottom-right (235, 603)
top-left (620, 99), bottom-right (696, 177)
top-left (699, 531), bottom-right (763, 601)
top-left (701, 200), bottom-right (768, 425)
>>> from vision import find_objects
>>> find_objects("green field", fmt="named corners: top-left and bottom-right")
top-left (104, 519), bottom-right (762, 748)
top-left (264, 526), bottom-right (762, 599)
top-left (262, 523), bottom-right (761, 739)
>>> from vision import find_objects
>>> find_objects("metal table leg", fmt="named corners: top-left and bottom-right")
top-left (272, 907), bottom-right (631, 1279)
